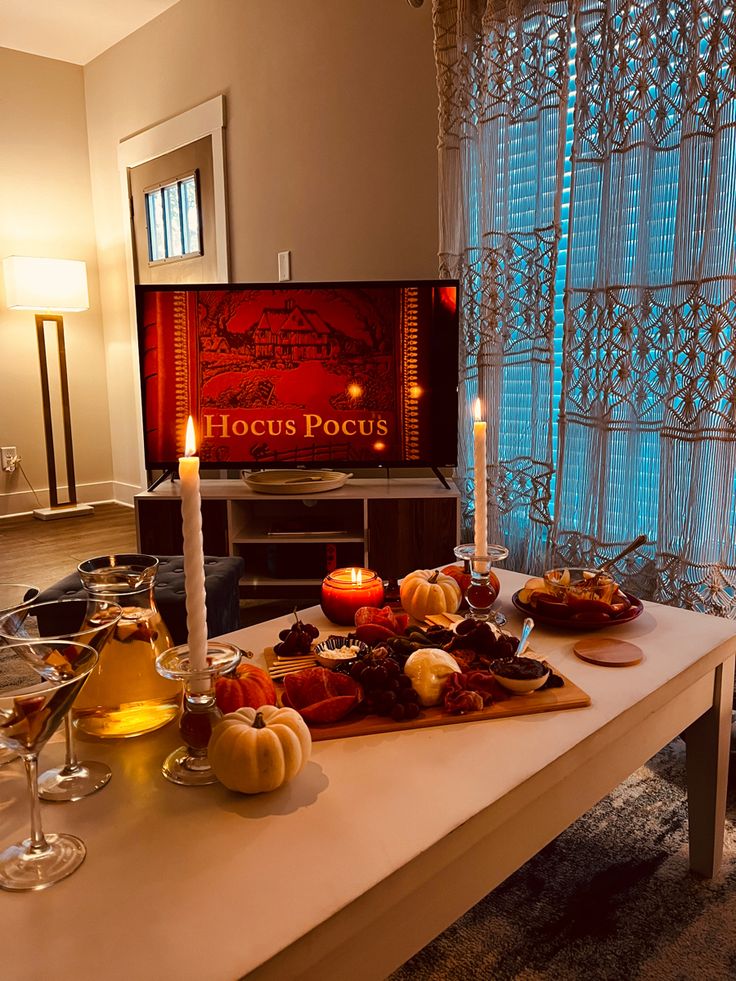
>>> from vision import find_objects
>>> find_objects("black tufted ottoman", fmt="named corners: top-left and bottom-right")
top-left (35, 555), bottom-right (245, 646)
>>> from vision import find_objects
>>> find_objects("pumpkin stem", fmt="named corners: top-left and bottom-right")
top-left (429, 570), bottom-right (440, 584)
top-left (253, 711), bottom-right (266, 729)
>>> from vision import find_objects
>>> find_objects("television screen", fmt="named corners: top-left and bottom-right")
top-left (136, 280), bottom-right (459, 470)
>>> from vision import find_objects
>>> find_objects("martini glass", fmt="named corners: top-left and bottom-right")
top-left (0, 639), bottom-right (98, 890)
top-left (0, 598), bottom-right (121, 801)
top-left (0, 583), bottom-right (39, 767)
top-left (0, 582), bottom-right (39, 615)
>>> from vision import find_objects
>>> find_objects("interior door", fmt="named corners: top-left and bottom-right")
top-left (128, 135), bottom-right (217, 284)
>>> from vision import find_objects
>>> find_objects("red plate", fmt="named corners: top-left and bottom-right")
top-left (511, 590), bottom-right (644, 630)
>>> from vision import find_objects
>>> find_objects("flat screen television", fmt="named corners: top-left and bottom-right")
top-left (136, 280), bottom-right (459, 472)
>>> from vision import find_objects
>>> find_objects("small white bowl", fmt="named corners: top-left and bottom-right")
top-left (493, 671), bottom-right (550, 695)
top-left (491, 656), bottom-right (550, 694)
top-left (314, 637), bottom-right (367, 668)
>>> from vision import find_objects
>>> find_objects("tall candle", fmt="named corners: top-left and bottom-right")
top-left (179, 416), bottom-right (208, 683)
top-left (473, 398), bottom-right (487, 557)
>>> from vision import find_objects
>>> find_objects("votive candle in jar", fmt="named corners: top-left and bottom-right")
top-left (320, 568), bottom-right (385, 626)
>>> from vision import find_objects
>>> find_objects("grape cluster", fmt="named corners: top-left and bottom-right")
top-left (448, 620), bottom-right (518, 662)
top-left (349, 653), bottom-right (421, 722)
top-left (274, 614), bottom-right (319, 657)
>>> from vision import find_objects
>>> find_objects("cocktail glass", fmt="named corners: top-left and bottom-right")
top-left (0, 583), bottom-right (39, 615)
top-left (0, 598), bottom-right (121, 801)
top-left (0, 639), bottom-right (98, 890)
top-left (155, 642), bottom-right (242, 786)
top-left (0, 583), bottom-right (39, 769)
top-left (453, 543), bottom-right (509, 625)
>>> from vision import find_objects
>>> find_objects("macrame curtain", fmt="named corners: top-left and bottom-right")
top-left (435, 0), bottom-right (568, 573)
top-left (435, 0), bottom-right (736, 614)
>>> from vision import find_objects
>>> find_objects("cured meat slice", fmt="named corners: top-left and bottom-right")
top-left (442, 670), bottom-right (509, 714)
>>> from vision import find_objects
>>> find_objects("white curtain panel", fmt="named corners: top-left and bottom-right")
top-left (435, 0), bottom-right (736, 614)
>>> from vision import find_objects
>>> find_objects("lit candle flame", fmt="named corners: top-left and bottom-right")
top-left (474, 398), bottom-right (483, 423)
top-left (185, 416), bottom-right (197, 457)
top-left (351, 568), bottom-right (363, 586)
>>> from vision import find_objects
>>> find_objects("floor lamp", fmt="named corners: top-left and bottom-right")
top-left (3, 256), bottom-right (94, 520)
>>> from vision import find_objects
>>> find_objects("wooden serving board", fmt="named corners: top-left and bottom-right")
top-left (275, 670), bottom-right (591, 742)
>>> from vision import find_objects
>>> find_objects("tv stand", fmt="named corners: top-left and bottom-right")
top-left (431, 466), bottom-right (451, 490)
top-left (134, 477), bottom-right (461, 601)
top-left (147, 469), bottom-right (176, 492)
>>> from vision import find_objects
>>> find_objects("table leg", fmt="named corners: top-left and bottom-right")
top-left (683, 655), bottom-right (735, 877)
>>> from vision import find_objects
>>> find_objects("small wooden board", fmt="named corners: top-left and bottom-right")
top-left (277, 670), bottom-right (590, 742)
top-left (573, 637), bottom-right (643, 667)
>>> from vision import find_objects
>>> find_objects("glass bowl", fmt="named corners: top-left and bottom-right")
top-left (542, 567), bottom-right (619, 606)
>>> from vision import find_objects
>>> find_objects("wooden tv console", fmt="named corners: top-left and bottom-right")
top-left (134, 477), bottom-right (461, 600)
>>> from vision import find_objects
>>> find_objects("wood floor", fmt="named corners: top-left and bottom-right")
top-left (0, 502), bottom-right (300, 626)
top-left (0, 503), bottom-right (138, 591)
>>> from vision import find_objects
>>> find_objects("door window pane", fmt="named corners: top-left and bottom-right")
top-left (144, 171), bottom-right (202, 264)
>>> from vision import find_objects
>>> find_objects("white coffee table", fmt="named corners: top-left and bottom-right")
top-left (2, 568), bottom-right (734, 981)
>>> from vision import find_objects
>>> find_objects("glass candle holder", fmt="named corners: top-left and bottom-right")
top-left (155, 642), bottom-right (242, 786)
top-left (320, 568), bottom-right (385, 625)
top-left (453, 544), bottom-right (509, 624)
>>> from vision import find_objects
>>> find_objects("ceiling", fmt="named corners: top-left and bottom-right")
top-left (0, 0), bottom-right (181, 66)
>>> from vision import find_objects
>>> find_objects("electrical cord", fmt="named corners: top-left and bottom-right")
top-left (17, 461), bottom-right (42, 508)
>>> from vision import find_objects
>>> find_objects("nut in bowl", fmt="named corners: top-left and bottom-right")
top-left (490, 657), bottom-right (550, 694)
top-left (314, 636), bottom-right (368, 669)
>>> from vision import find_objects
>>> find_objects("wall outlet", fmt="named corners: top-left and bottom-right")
top-left (278, 250), bottom-right (291, 282)
top-left (1, 446), bottom-right (18, 472)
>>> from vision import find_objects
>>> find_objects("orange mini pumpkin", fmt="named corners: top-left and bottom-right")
top-left (215, 663), bottom-right (277, 714)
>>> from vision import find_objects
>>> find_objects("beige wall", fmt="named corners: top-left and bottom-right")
top-left (0, 2), bottom-right (439, 513)
top-left (0, 48), bottom-right (114, 516)
top-left (83, 0), bottom-right (439, 499)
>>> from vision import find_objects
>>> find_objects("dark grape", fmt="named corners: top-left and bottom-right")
top-left (273, 611), bottom-right (319, 657)
top-left (454, 618), bottom-right (475, 637)
top-left (348, 650), bottom-right (420, 723)
top-left (378, 690), bottom-right (397, 713)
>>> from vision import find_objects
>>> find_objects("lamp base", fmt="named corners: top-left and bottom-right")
top-left (33, 504), bottom-right (94, 521)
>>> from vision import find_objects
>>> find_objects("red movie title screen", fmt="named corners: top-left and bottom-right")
top-left (137, 281), bottom-right (458, 468)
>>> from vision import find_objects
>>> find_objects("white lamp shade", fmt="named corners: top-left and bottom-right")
top-left (2, 256), bottom-right (89, 312)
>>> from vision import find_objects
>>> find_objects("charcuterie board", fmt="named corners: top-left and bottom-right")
top-left (274, 669), bottom-right (590, 742)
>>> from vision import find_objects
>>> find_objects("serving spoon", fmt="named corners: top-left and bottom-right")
top-left (598, 534), bottom-right (648, 573)
top-left (516, 617), bottom-right (535, 657)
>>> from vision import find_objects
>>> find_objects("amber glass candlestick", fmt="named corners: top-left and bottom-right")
top-left (155, 642), bottom-right (242, 786)
top-left (453, 544), bottom-right (509, 624)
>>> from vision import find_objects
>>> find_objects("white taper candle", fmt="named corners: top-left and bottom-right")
top-left (179, 416), bottom-right (208, 686)
top-left (473, 398), bottom-right (487, 558)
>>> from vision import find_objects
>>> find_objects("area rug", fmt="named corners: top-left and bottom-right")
top-left (390, 738), bottom-right (736, 981)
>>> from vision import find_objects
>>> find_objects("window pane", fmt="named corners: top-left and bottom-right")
top-left (181, 176), bottom-right (200, 255)
top-left (163, 183), bottom-right (183, 257)
top-left (146, 190), bottom-right (166, 261)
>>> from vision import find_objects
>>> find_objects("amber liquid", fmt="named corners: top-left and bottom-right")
top-left (72, 608), bottom-right (180, 738)
top-left (1, 677), bottom-right (88, 753)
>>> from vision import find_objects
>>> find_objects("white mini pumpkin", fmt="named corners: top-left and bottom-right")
top-left (399, 569), bottom-right (462, 620)
top-left (209, 704), bottom-right (312, 794)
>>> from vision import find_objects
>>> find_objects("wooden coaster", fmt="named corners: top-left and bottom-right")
top-left (573, 637), bottom-right (643, 667)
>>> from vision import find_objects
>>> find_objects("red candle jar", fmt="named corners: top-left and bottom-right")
top-left (320, 568), bottom-right (385, 626)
